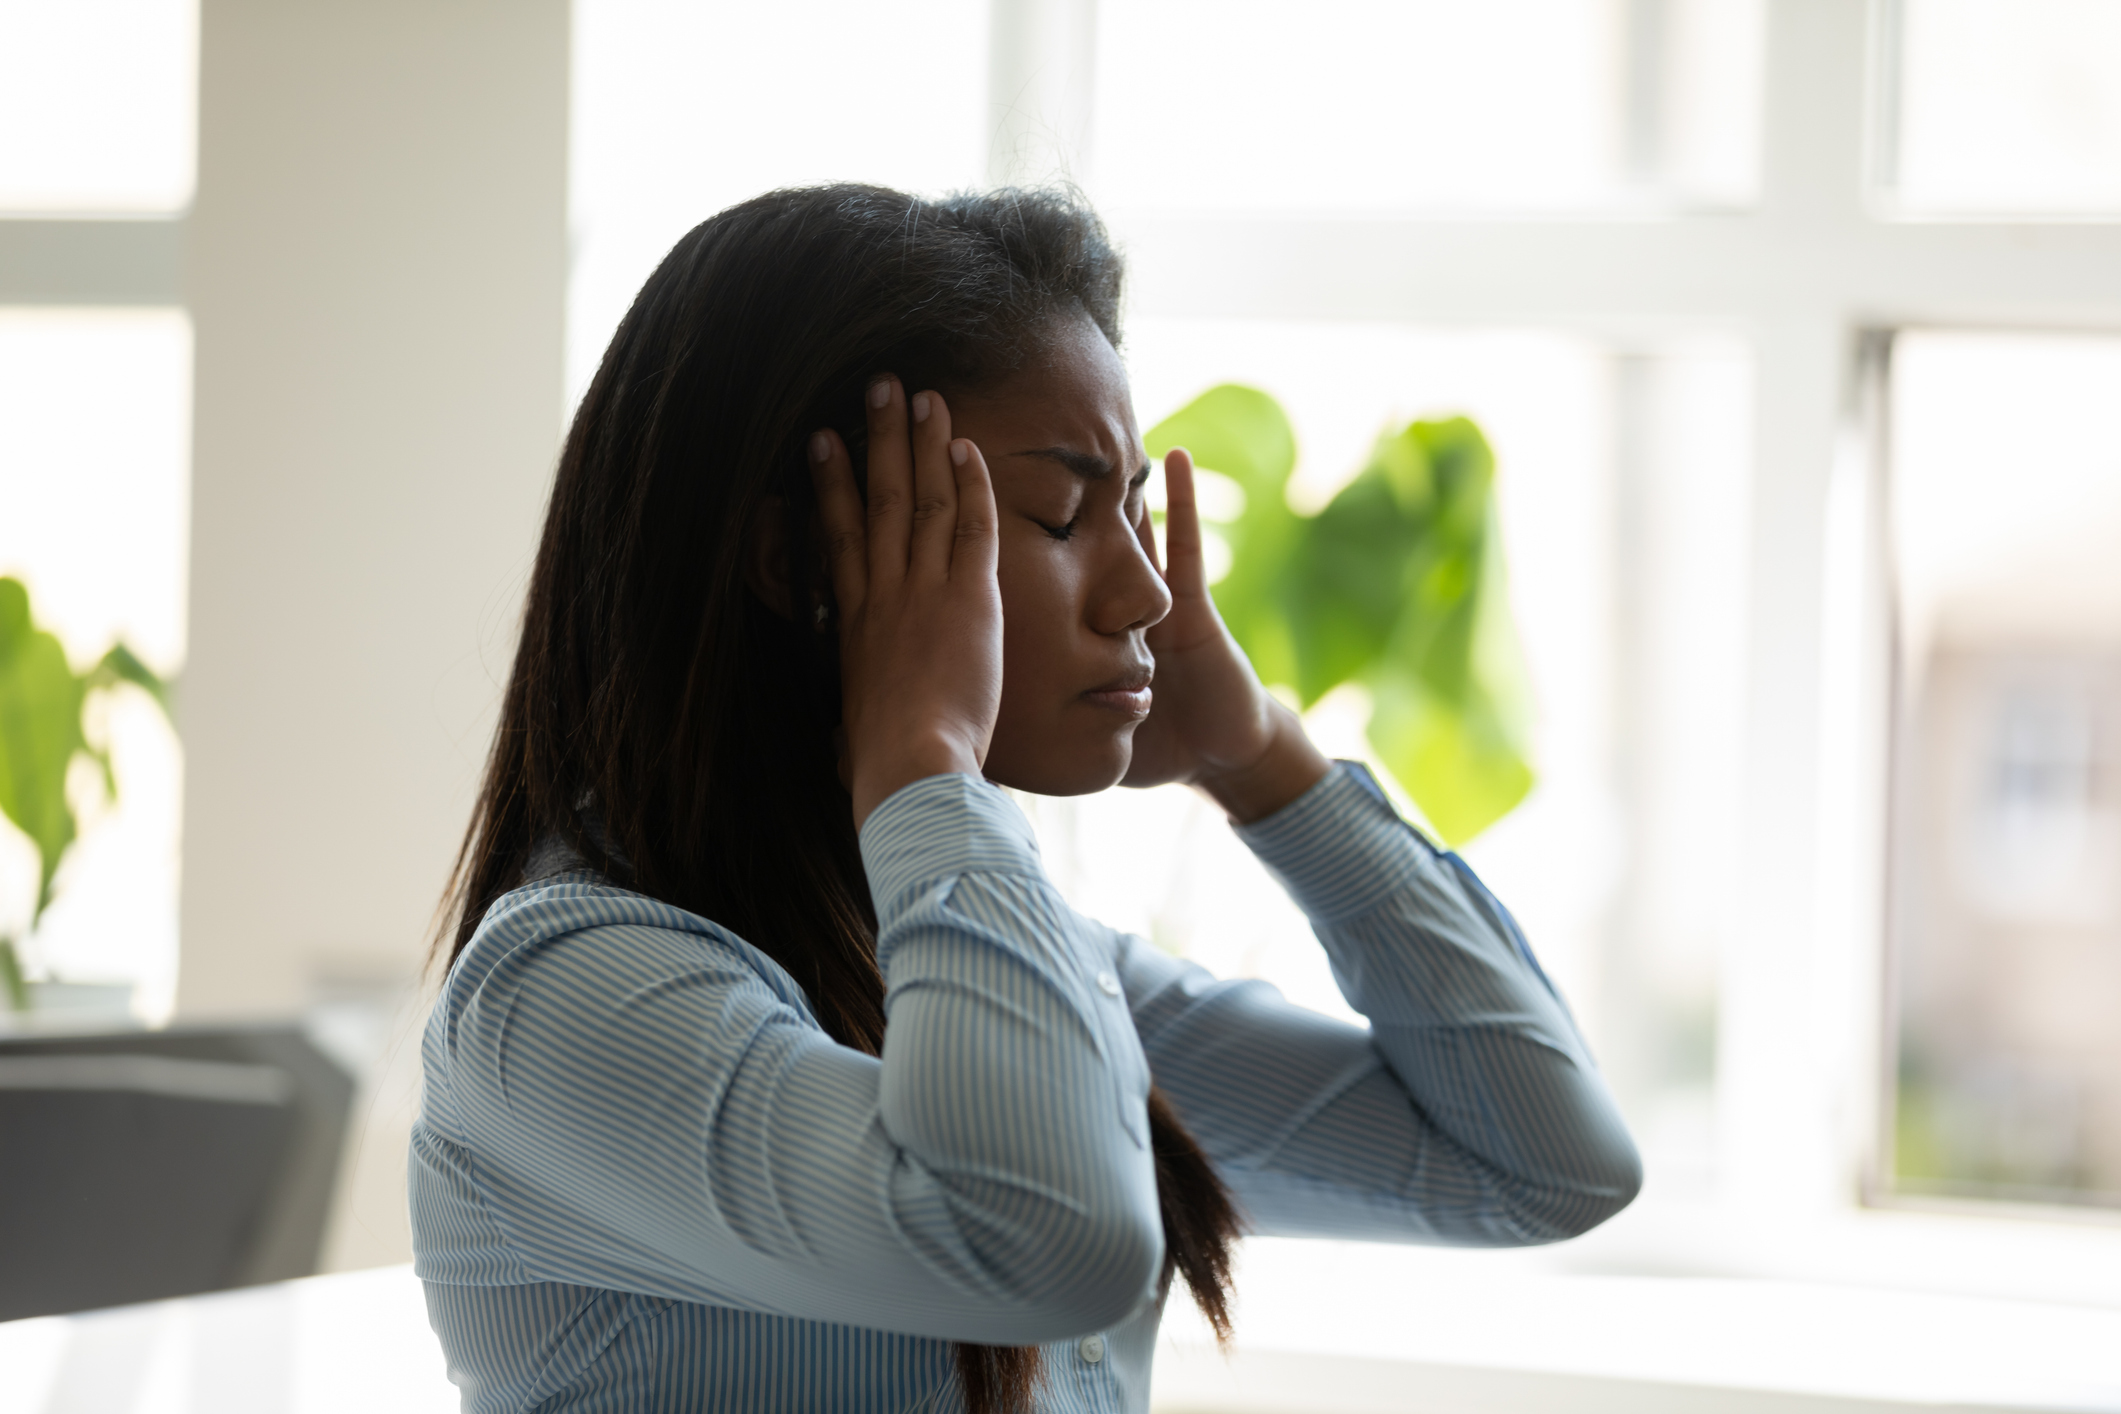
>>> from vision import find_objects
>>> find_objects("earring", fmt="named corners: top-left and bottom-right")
top-left (813, 599), bottom-right (831, 631)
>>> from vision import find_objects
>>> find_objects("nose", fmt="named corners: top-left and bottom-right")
top-left (1089, 515), bottom-right (1173, 636)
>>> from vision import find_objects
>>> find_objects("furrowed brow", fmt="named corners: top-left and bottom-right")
top-left (1010, 447), bottom-right (1115, 481)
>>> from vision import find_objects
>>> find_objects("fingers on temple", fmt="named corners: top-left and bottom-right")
top-left (805, 426), bottom-right (865, 614)
top-left (1160, 447), bottom-right (1206, 591)
top-left (809, 427), bottom-right (867, 615)
top-left (864, 375), bottom-right (913, 584)
top-left (949, 436), bottom-right (998, 582)
top-left (907, 389), bottom-right (960, 576)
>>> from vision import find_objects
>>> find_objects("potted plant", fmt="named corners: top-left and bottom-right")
top-left (1145, 387), bottom-right (1534, 846)
top-left (0, 576), bottom-right (174, 1012)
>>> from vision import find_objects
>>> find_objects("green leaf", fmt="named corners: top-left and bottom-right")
top-left (1366, 662), bottom-right (1535, 847)
top-left (1362, 422), bottom-right (1533, 845)
top-left (1278, 420), bottom-right (1458, 706)
top-left (0, 578), bottom-right (91, 920)
top-left (1139, 395), bottom-right (1536, 848)
top-left (1146, 385), bottom-right (1306, 690)
top-left (0, 576), bottom-right (26, 642)
top-left (1372, 419), bottom-right (1436, 515)
top-left (88, 641), bottom-right (175, 725)
top-left (0, 936), bottom-right (25, 1012)
top-left (1277, 471), bottom-right (1402, 704)
top-left (1143, 383), bottom-right (1296, 496)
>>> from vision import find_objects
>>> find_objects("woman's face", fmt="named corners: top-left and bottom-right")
top-left (947, 316), bottom-right (1172, 796)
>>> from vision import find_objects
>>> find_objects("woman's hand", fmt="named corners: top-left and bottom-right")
top-left (812, 377), bottom-right (1003, 829)
top-left (1123, 447), bottom-right (1331, 823)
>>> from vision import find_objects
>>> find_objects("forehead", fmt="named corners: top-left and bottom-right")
top-left (956, 315), bottom-right (1141, 457)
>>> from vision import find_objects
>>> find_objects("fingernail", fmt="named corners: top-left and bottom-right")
top-left (911, 392), bottom-right (931, 424)
top-left (950, 440), bottom-right (969, 466)
top-left (809, 430), bottom-right (831, 463)
top-left (868, 378), bottom-right (891, 409)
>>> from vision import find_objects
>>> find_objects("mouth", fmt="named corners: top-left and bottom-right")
top-left (1083, 666), bottom-right (1154, 718)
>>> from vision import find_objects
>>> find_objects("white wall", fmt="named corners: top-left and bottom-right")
top-left (179, 0), bottom-right (568, 1019)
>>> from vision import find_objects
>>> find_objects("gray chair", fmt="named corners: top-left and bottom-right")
top-left (0, 1025), bottom-right (354, 1321)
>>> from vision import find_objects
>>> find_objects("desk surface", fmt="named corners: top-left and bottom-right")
top-left (3, 1244), bottom-right (2116, 1413)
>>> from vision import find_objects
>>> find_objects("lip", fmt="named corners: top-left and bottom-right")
top-left (1083, 666), bottom-right (1154, 718)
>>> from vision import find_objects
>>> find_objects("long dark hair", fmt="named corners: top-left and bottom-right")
top-left (437, 185), bottom-right (1240, 1413)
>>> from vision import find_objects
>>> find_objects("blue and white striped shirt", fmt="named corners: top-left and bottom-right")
top-left (410, 762), bottom-right (1639, 1412)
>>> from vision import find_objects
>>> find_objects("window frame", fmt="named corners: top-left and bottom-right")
top-left (1864, 320), bottom-right (2121, 1222)
top-left (1050, 0), bottom-right (2121, 1303)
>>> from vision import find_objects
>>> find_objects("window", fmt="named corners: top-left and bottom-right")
top-left (1883, 330), bottom-right (2121, 1209)
top-left (0, 0), bottom-right (195, 1023)
top-left (0, 315), bottom-right (190, 1021)
top-left (567, 0), bottom-right (988, 401)
top-left (1884, 0), bottom-right (2121, 215)
top-left (0, 0), bottom-right (198, 213)
top-left (1093, 0), bottom-right (1763, 214)
top-left (1052, 320), bottom-right (1751, 1196)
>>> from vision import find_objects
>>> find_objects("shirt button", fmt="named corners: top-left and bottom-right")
top-left (1095, 971), bottom-right (1121, 997)
top-left (1078, 1334), bottom-right (1105, 1364)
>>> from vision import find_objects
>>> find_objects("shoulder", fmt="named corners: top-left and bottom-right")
top-left (440, 873), bottom-right (820, 1033)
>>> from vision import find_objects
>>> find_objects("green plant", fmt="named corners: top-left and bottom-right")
top-left (1145, 385), bottom-right (1534, 846)
top-left (0, 576), bottom-right (173, 1010)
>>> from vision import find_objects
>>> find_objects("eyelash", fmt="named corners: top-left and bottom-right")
top-left (1038, 476), bottom-right (1146, 541)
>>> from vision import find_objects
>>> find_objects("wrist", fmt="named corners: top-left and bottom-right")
top-left (851, 735), bottom-right (983, 829)
top-left (1193, 702), bottom-right (1332, 824)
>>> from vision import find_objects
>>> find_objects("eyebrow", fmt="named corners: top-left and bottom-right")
top-left (1008, 447), bottom-right (1154, 483)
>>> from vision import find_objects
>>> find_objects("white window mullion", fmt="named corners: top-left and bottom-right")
top-left (1719, 0), bottom-right (1872, 1220)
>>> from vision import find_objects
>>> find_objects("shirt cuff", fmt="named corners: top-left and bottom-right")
top-left (1232, 760), bottom-right (1439, 923)
top-left (858, 772), bottom-right (1048, 921)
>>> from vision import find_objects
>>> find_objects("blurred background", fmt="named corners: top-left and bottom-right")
top-left (3, 0), bottom-right (2120, 1405)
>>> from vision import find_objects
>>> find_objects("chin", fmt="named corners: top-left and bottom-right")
top-left (984, 722), bottom-right (1137, 798)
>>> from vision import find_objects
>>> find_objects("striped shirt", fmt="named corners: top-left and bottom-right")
top-left (410, 762), bottom-right (1640, 1412)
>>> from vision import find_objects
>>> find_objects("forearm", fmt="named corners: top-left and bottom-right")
top-left (1231, 763), bottom-right (1641, 1230)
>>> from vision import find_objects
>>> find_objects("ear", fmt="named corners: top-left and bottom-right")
top-left (744, 495), bottom-right (796, 620)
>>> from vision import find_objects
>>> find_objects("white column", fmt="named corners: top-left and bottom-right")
top-left (178, 0), bottom-right (568, 1018)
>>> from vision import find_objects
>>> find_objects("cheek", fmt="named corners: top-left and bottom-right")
top-left (984, 535), bottom-right (1137, 794)
top-left (995, 539), bottom-right (1085, 673)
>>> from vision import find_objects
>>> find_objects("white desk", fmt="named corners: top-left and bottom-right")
top-left (4, 1249), bottom-right (2116, 1413)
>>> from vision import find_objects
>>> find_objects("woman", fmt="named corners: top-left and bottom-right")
top-left (412, 185), bottom-right (1640, 1414)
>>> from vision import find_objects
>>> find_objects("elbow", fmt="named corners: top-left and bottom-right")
top-left (1592, 1120), bottom-right (1646, 1216)
top-left (1027, 1203), bottom-right (1166, 1335)
top-left (1563, 1143), bottom-right (1644, 1238)
top-left (887, 1107), bottom-right (1165, 1338)
top-left (1525, 1130), bottom-right (1644, 1242)
top-left (975, 1198), bottom-right (1163, 1341)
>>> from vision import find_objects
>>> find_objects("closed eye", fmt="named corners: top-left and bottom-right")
top-left (1040, 514), bottom-right (1082, 541)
